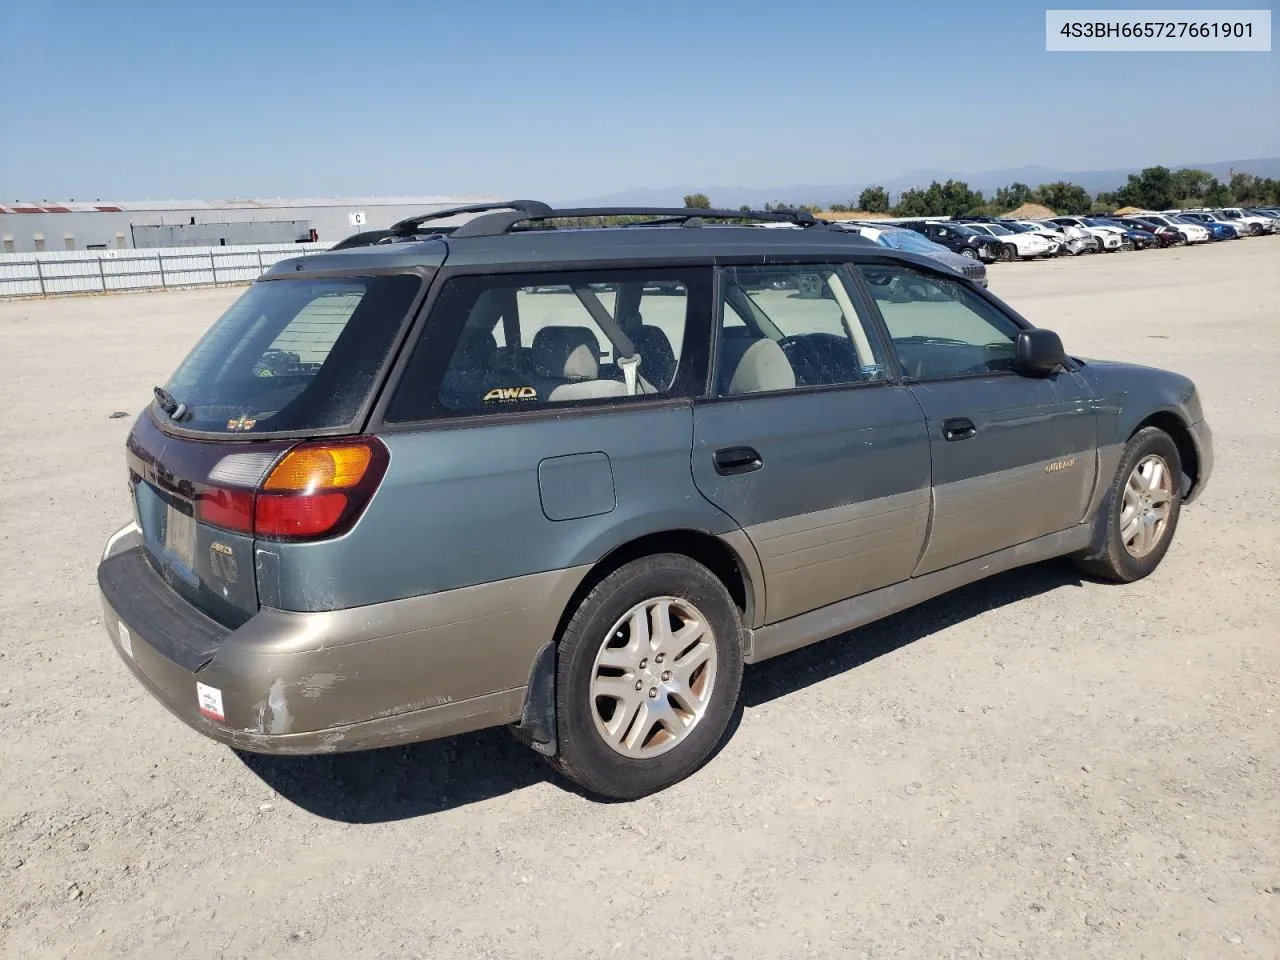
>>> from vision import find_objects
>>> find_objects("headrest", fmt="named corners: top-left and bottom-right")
top-left (531, 326), bottom-right (600, 380)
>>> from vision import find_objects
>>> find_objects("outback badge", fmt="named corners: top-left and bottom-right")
top-left (210, 542), bottom-right (238, 583)
top-left (1045, 457), bottom-right (1078, 473)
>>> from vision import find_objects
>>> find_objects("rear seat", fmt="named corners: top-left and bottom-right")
top-left (530, 325), bottom-right (630, 402)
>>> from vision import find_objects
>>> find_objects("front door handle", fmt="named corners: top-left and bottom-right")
top-left (942, 417), bottom-right (977, 442)
top-left (713, 446), bottom-right (763, 476)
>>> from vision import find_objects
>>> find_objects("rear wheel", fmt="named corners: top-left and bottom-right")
top-left (1001, 243), bottom-right (1018, 262)
top-left (1073, 427), bottom-right (1183, 583)
top-left (551, 554), bottom-right (744, 799)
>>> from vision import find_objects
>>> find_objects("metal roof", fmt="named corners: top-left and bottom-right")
top-left (265, 222), bottom-right (889, 278)
top-left (0, 196), bottom-right (499, 215)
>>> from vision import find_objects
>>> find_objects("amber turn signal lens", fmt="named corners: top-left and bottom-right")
top-left (263, 443), bottom-right (373, 492)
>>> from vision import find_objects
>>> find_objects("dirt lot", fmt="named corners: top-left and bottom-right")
top-left (2, 240), bottom-right (1278, 960)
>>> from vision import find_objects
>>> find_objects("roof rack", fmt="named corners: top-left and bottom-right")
top-left (388, 200), bottom-right (553, 235)
top-left (450, 204), bottom-right (827, 238)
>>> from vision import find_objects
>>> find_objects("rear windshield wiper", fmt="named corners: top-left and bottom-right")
top-left (153, 386), bottom-right (189, 421)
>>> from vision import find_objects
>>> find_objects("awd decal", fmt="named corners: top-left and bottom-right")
top-left (483, 386), bottom-right (537, 402)
top-left (1044, 457), bottom-right (1078, 473)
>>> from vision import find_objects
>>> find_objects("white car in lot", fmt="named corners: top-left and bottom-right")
top-left (1131, 213), bottom-right (1211, 244)
top-left (961, 222), bottom-right (1055, 259)
top-left (1028, 219), bottom-right (1096, 255)
top-left (1050, 216), bottom-right (1125, 252)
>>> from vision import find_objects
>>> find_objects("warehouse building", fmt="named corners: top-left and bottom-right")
top-left (0, 195), bottom-right (497, 253)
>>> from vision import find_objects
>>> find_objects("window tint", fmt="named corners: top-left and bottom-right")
top-left (858, 264), bottom-right (1020, 380)
top-left (164, 276), bottom-right (420, 434)
top-left (385, 269), bottom-right (706, 421)
top-left (713, 265), bottom-right (889, 396)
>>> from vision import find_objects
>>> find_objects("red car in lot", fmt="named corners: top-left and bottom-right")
top-left (1122, 217), bottom-right (1185, 247)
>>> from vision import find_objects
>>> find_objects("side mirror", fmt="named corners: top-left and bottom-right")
top-left (1014, 329), bottom-right (1066, 376)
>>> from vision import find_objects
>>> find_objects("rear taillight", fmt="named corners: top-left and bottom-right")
top-left (198, 487), bottom-right (254, 534)
top-left (196, 437), bottom-right (388, 542)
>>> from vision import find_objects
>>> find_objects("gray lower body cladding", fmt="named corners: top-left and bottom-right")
top-left (745, 522), bottom-right (1094, 663)
top-left (99, 523), bottom-right (588, 754)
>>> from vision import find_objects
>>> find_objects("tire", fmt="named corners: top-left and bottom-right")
top-left (550, 553), bottom-right (745, 799)
top-left (960, 247), bottom-right (978, 260)
top-left (1073, 427), bottom-right (1183, 583)
top-left (1001, 243), bottom-right (1017, 262)
top-left (1249, 224), bottom-right (1262, 237)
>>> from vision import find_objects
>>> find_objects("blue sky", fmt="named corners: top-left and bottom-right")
top-left (1, 0), bottom-right (1276, 201)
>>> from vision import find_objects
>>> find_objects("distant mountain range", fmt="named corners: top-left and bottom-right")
top-left (564, 157), bottom-right (1280, 209)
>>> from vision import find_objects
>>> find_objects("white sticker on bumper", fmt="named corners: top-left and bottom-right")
top-left (196, 682), bottom-right (225, 722)
top-left (116, 622), bottom-right (133, 659)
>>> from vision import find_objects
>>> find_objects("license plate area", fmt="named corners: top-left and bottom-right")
top-left (163, 501), bottom-right (197, 574)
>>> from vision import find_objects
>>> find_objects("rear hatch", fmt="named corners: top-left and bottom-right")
top-left (126, 273), bottom-right (423, 627)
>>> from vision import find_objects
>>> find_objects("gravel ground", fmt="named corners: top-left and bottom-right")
top-left (2, 239), bottom-right (1278, 960)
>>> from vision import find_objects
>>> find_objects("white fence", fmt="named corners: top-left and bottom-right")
top-left (0, 242), bottom-right (335, 298)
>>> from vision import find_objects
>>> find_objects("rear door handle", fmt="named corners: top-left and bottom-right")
top-left (713, 446), bottom-right (763, 476)
top-left (942, 418), bottom-right (977, 442)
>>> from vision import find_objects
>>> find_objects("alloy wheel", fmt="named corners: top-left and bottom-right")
top-left (1120, 454), bottom-right (1175, 558)
top-left (589, 597), bottom-right (718, 758)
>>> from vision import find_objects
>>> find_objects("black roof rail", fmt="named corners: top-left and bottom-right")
top-left (450, 205), bottom-right (827, 238)
top-left (388, 200), bottom-right (553, 235)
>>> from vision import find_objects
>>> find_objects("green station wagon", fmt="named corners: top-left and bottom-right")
top-left (99, 202), bottom-right (1213, 799)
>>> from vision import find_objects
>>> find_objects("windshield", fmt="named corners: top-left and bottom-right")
top-left (162, 275), bottom-right (421, 435)
top-left (1083, 218), bottom-right (1114, 227)
top-left (945, 223), bottom-right (979, 236)
top-left (983, 224), bottom-right (1013, 236)
top-left (877, 229), bottom-right (951, 254)
top-left (1001, 222), bottom-right (1031, 233)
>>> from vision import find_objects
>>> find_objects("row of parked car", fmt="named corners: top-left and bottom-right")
top-left (828, 205), bottom-right (1280, 286)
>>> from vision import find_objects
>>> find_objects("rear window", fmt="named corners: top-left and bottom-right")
top-left (162, 275), bottom-right (420, 435)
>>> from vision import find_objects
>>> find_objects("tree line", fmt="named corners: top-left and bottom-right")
top-left (681, 167), bottom-right (1280, 219)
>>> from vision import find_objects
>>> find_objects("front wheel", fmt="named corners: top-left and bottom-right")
top-left (960, 247), bottom-right (979, 260)
top-left (1073, 427), bottom-right (1183, 583)
top-left (550, 554), bottom-right (744, 799)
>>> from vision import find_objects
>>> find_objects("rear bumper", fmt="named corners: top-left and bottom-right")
top-left (97, 525), bottom-right (578, 755)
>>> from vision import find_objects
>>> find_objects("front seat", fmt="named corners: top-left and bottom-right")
top-left (628, 325), bottom-right (678, 390)
top-left (717, 337), bottom-right (796, 395)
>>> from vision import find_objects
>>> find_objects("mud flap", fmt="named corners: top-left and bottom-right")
top-left (513, 641), bottom-right (557, 756)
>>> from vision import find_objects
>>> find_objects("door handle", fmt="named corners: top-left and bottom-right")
top-left (942, 418), bottom-right (977, 442)
top-left (713, 446), bottom-right (763, 476)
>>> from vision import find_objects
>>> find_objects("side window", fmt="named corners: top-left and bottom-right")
top-left (385, 268), bottom-right (707, 421)
top-left (714, 264), bottom-right (890, 396)
top-left (858, 264), bottom-right (1021, 380)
